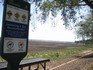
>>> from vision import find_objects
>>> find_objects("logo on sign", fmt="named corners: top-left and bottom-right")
top-left (7, 10), bottom-right (13, 19)
top-left (7, 41), bottom-right (14, 49)
top-left (18, 41), bottom-right (24, 48)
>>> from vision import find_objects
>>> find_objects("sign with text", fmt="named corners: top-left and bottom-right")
top-left (1, 0), bottom-right (30, 54)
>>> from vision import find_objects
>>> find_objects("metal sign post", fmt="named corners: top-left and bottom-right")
top-left (1, 0), bottom-right (30, 70)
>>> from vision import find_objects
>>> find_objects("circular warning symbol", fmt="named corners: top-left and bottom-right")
top-left (18, 41), bottom-right (24, 48)
top-left (7, 41), bottom-right (14, 49)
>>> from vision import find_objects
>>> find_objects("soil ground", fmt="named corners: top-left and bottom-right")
top-left (23, 41), bottom-right (93, 70)
top-left (47, 50), bottom-right (93, 70)
top-left (21, 50), bottom-right (93, 70)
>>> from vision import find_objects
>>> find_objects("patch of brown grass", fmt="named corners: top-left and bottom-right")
top-left (83, 63), bottom-right (93, 70)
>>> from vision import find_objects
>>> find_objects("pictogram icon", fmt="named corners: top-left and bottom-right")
top-left (7, 41), bottom-right (14, 49)
top-left (18, 41), bottom-right (24, 48)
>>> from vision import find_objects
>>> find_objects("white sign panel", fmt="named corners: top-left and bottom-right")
top-left (4, 38), bottom-right (27, 53)
top-left (6, 5), bottom-right (28, 24)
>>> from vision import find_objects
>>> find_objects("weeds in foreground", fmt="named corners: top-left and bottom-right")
top-left (26, 46), bottom-right (93, 60)
top-left (0, 46), bottom-right (93, 62)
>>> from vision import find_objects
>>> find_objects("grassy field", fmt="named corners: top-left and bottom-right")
top-left (26, 46), bottom-right (93, 60)
top-left (0, 45), bottom-right (93, 62)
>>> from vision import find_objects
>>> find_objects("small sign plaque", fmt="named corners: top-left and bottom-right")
top-left (6, 4), bottom-right (28, 24)
top-left (4, 38), bottom-right (27, 53)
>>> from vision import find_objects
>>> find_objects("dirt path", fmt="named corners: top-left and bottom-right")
top-left (47, 50), bottom-right (93, 70)
top-left (22, 50), bottom-right (93, 70)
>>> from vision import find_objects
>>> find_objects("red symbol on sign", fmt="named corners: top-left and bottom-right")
top-left (18, 41), bottom-right (24, 48)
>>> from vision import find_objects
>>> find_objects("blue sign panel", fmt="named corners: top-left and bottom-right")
top-left (5, 21), bottom-right (28, 38)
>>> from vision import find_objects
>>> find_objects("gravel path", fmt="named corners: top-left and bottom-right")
top-left (51, 58), bottom-right (93, 70)
top-left (47, 51), bottom-right (93, 70)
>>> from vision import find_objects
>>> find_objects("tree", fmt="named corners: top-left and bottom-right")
top-left (75, 12), bottom-right (93, 43)
top-left (83, 0), bottom-right (93, 9)
top-left (38, 0), bottom-right (93, 26)
top-left (1, 0), bottom-right (93, 26)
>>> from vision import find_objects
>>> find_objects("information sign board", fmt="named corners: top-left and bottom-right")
top-left (1, 0), bottom-right (30, 54)
top-left (1, 0), bottom-right (30, 70)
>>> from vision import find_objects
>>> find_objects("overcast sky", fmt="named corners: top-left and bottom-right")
top-left (29, 13), bottom-right (76, 42)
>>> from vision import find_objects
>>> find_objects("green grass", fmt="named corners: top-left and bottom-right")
top-left (0, 57), bottom-right (6, 62)
top-left (25, 46), bottom-right (93, 60)
top-left (0, 46), bottom-right (93, 62)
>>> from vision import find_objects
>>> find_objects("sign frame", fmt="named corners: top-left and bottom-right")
top-left (1, 0), bottom-right (30, 70)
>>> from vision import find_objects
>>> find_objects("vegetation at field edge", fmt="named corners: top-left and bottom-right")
top-left (26, 46), bottom-right (93, 60)
top-left (0, 46), bottom-right (93, 62)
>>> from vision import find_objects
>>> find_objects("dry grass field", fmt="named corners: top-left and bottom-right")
top-left (28, 40), bottom-right (83, 52)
